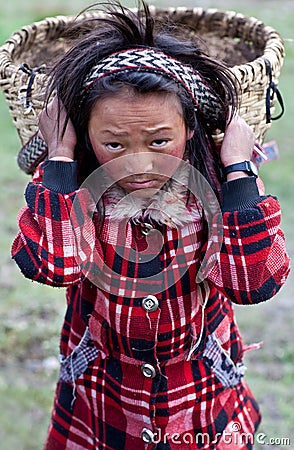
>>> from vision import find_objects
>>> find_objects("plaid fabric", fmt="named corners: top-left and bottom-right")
top-left (11, 163), bottom-right (290, 449)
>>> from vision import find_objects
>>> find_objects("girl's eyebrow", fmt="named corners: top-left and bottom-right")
top-left (100, 130), bottom-right (128, 137)
top-left (144, 127), bottom-right (173, 135)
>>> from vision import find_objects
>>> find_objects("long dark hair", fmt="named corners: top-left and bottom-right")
top-left (46, 1), bottom-right (238, 195)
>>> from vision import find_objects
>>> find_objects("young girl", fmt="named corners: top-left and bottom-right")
top-left (12, 3), bottom-right (290, 449)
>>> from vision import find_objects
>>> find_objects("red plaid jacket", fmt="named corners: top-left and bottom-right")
top-left (12, 160), bottom-right (290, 450)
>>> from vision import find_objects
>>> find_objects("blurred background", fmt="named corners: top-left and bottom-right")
top-left (0, 1), bottom-right (293, 449)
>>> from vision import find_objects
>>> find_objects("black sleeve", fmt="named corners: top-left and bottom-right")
top-left (42, 160), bottom-right (79, 194)
top-left (221, 177), bottom-right (261, 212)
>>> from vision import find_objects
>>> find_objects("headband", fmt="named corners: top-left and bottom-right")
top-left (82, 48), bottom-right (225, 126)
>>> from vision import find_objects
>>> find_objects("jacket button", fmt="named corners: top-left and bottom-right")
top-left (142, 295), bottom-right (159, 312)
top-left (141, 427), bottom-right (154, 443)
top-left (141, 363), bottom-right (156, 378)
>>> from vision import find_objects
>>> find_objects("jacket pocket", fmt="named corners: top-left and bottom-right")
top-left (88, 310), bottom-right (110, 357)
top-left (60, 327), bottom-right (100, 382)
top-left (203, 333), bottom-right (246, 388)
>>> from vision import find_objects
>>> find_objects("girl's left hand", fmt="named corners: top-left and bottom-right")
top-left (38, 96), bottom-right (77, 161)
top-left (220, 109), bottom-right (255, 168)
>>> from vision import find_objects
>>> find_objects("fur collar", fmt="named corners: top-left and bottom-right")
top-left (103, 166), bottom-right (202, 228)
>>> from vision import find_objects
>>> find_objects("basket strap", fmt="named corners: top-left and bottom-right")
top-left (265, 59), bottom-right (285, 123)
top-left (17, 133), bottom-right (48, 174)
top-left (19, 63), bottom-right (46, 114)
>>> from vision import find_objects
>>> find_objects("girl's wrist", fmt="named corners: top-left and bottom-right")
top-left (49, 156), bottom-right (74, 162)
top-left (48, 144), bottom-right (75, 161)
top-left (226, 171), bottom-right (249, 182)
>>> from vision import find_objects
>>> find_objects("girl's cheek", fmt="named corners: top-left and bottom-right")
top-left (95, 153), bottom-right (109, 165)
top-left (91, 146), bottom-right (124, 181)
top-left (91, 144), bottom-right (110, 165)
top-left (155, 142), bottom-right (187, 179)
top-left (88, 134), bottom-right (110, 164)
top-left (167, 141), bottom-right (186, 159)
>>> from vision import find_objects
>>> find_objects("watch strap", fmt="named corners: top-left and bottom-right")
top-left (224, 160), bottom-right (258, 177)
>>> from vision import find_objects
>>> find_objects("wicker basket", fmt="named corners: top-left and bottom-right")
top-left (0, 6), bottom-right (285, 164)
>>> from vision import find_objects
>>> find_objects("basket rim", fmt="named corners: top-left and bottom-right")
top-left (0, 6), bottom-right (285, 78)
top-left (0, 4), bottom-right (285, 162)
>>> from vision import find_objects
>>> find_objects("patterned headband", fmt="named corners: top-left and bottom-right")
top-left (82, 48), bottom-right (225, 126)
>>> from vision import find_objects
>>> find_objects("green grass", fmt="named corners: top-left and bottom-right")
top-left (0, 1), bottom-right (293, 448)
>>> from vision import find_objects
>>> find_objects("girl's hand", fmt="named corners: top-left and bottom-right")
top-left (220, 109), bottom-right (255, 177)
top-left (38, 96), bottom-right (76, 161)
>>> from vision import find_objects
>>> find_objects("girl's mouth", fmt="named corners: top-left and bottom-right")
top-left (125, 179), bottom-right (159, 189)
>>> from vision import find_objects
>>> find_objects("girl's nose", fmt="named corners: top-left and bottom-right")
top-left (127, 152), bottom-right (154, 174)
top-left (144, 160), bottom-right (154, 173)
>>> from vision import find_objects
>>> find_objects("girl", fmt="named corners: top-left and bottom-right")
top-left (12, 3), bottom-right (290, 449)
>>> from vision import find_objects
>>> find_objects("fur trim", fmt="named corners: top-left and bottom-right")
top-left (104, 167), bottom-right (202, 228)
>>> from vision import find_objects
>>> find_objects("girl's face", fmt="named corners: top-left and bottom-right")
top-left (88, 88), bottom-right (194, 193)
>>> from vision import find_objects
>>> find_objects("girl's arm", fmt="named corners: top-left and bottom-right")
top-left (203, 177), bottom-right (290, 304)
top-left (203, 112), bottom-right (290, 303)
top-left (11, 160), bottom-right (97, 287)
top-left (12, 98), bottom-right (99, 287)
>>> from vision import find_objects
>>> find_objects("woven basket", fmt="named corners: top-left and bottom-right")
top-left (0, 6), bottom-right (285, 163)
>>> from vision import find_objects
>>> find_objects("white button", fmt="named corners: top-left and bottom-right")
top-left (141, 427), bottom-right (154, 443)
top-left (141, 363), bottom-right (156, 378)
top-left (142, 295), bottom-right (159, 312)
top-left (141, 222), bottom-right (153, 236)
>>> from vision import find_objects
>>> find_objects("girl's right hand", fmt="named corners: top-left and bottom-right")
top-left (38, 96), bottom-right (77, 161)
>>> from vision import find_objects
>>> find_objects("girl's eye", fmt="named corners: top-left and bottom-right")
top-left (152, 139), bottom-right (168, 148)
top-left (105, 142), bottom-right (123, 151)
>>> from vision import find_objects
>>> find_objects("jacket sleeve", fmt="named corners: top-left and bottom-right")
top-left (11, 160), bottom-right (100, 287)
top-left (202, 176), bottom-right (290, 304)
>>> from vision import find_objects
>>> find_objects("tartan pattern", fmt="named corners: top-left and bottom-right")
top-left (82, 48), bottom-right (224, 125)
top-left (45, 361), bottom-right (260, 449)
top-left (11, 163), bottom-right (290, 449)
top-left (202, 202), bottom-right (290, 304)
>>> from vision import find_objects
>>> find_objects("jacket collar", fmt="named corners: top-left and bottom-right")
top-left (103, 164), bottom-right (202, 228)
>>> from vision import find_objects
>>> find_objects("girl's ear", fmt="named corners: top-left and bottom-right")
top-left (186, 129), bottom-right (194, 141)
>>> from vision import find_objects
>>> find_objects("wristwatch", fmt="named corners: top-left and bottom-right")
top-left (224, 160), bottom-right (258, 178)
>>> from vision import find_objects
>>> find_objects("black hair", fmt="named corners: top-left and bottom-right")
top-left (46, 1), bottom-right (238, 194)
